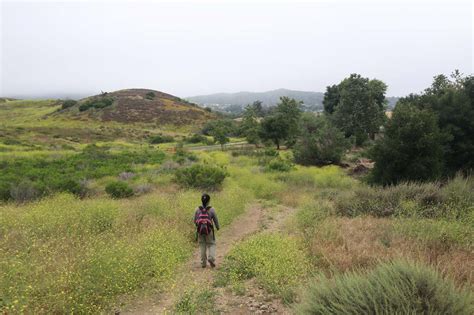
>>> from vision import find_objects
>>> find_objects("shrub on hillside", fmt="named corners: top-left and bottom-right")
top-left (0, 182), bottom-right (10, 201)
top-left (0, 147), bottom-right (165, 201)
top-left (173, 146), bottom-right (198, 165)
top-left (297, 261), bottom-right (473, 314)
top-left (185, 133), bottom-right (207, 144)
top-left (63, 179), bottom-right (93, 198)
top-left (61, 99), bottom-right (77, 109)
top-left (10, 180), bottom-right (42, 202)
top-left (105, 181), bottom-right (134, 199)
top-left (263, 147), bottom-right (279, 157)
top-left (149, 134), bottom-right (174, 144)
top-left (78, 97), bottom-right (114, 112)
top-left (175, 164), bottom-right (227, 190)
top-left (2, 138), bottom-right (22, 146)
top-left (294, 114), bottom-right (349, 166)
top-left (264, 157), bottom-right (294, 172)
top-left (145, 91), bottom-right (156, 100)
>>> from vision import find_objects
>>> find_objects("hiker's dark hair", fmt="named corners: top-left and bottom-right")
top-left (201, 193), bottom-right (210, 207)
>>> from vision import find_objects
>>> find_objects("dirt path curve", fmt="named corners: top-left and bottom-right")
top-left (123, 203), bottom-right (265, 315)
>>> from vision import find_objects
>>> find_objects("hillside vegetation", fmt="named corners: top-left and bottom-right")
top-left (1, 73), bottom-right (472, 314)
top-left (56, 89), bottom-right (215, 125)
top-left (1, 146), bottom-right (472, 313)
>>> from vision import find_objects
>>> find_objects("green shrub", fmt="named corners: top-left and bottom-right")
top-left (105, 181), bottom-right (134, 199)
top-left (63, 179), bottom-right (92, 198)
top-left (149, 134), bottom-right (174, 144)
top-left (9, 180), bottom-right (42, 203)
top-left (2, 138), bottom-right (22, 145)
top-left (264, 157), bottom-right (294, 172)
top-left (145, 91), bottom-right (156, 100)
top-left (61, 99), bottom-right (77, 109)
top-left (264, 147), bottom-right (279, 157)
top-left (78, 103), bottom-right (90, 111)
top-left (173, 147), bottom-right (198, 164)
top-left (185, 133), bottom-right (207, 144)
top-left (217, 233), bottom-right (310, 302)
top-left (0, 182), bottom-right (10, 201)
top-left (297, 260), bottom-right (473, 314)
top-left (175, 164), bottom-right (227, 190)
top-left (78, 97), bottom-right (114, 112)
top-left (294, 114), bottom-right (349, 166)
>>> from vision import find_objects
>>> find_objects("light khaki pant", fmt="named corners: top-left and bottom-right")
top-left (198, 233), bottom-right (216, 267)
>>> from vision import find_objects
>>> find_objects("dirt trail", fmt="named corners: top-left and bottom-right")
top-left (123, 203), bottom-right (266, 314)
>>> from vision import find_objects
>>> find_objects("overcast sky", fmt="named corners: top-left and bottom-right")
top-left (1, 0), bottom-right (472, 99)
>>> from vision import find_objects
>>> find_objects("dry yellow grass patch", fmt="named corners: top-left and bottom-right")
top-left (308, 217), bottom-right (473, 286)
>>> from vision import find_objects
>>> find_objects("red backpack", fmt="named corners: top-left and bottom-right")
top-left (196, 206), bottom-right (213, 235)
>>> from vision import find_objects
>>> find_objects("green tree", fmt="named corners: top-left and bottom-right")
top-left (259, 113), bottom-right (288, 150)
top-left (210, 124), bottom-right (230, 150)
top-left (259, 97), bottom-right (302, 149)
top-left (202, 119), bottom-right (239, 137)
top-left (294, 114), bottom-right (349, 166)
top-left (424, 73), bottom-right (474, 174)
top-left (275, 97), bottom-right (302, 147)
top-left (397, 71), bottom-right (474, 175)
top-left (368, 79), bottom-right (388, 110)
top-left (370, 103), bottom-right (444, 185)
top-left (326, 74), bottom-right (387, 145)
top-left (241, 104), bottom-right (260, 146)
top-left (251, 100), bottom-right (265, 117)
top-left (322, 84), bottom-right (340, 114)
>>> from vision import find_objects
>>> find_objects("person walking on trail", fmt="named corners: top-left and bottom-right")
top-left (194, 193), bottom-right (220, 268)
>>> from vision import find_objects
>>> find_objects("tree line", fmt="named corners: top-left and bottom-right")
top-left (203, 71), bottom-right (473, 185)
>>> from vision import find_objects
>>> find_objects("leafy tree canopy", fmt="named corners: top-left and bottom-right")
top-left (323, 73), bottom-right (387, 145)
top-left (370, 103), bottom-right (444, 185)
top-left (396, 70), bottom-right (474, 175)
top-left (259, 97), bottom-right (302, 149)
top-left (294, 113), bottom-right (349, 166)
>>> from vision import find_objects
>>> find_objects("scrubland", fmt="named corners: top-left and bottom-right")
top-left (0, 100), bottom-right (472, 314)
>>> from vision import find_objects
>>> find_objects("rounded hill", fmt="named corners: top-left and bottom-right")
top-left (57, 89), bottom-right (215, 125)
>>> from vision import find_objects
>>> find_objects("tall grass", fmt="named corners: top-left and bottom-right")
top-left (0, 172), bottom-right (251, 313)
top-left (297, 260), bottom-right (473, 314)
top-left (335, 174), bottom-right (473, 221)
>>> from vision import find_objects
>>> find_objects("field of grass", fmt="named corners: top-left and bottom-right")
top-left (1, 100), bottom-right (473, 313)
top-left (0, 142), bottom-right (291, 312)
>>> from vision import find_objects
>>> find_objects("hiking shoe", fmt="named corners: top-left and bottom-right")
top-left (208, 259), bottom-right (216, 268)
top-left (201, 264), bottom-right (206, 268)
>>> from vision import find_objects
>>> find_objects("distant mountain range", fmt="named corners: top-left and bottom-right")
top-left (187, 88), bottom-right (399, 114)
top-left (187, 88), bottom-right (324, 113)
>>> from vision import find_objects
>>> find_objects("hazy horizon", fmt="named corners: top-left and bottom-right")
top-left (1, 0), bottom-right (472, 99)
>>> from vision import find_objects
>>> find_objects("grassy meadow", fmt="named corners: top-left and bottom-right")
top-left (0, 99), bottom-right (473, 313)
